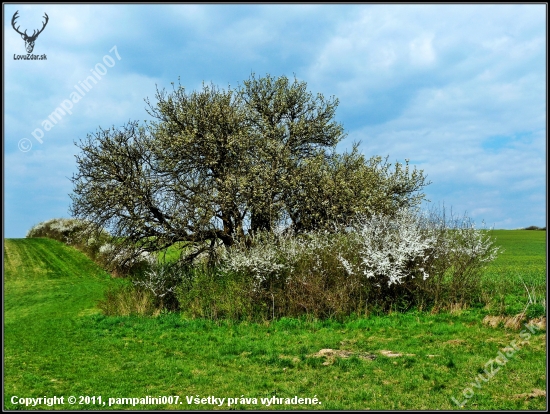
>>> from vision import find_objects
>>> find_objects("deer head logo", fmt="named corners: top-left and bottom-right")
top-left (12, 10), bottom-right (49, 54)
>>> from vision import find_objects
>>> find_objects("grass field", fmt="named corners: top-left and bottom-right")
top-left (3, 232), bottom-right (546, 410)
top-left (482, 230), bottom-right (546, 317)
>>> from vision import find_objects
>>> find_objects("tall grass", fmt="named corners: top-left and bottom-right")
top-left (97, 284), bottom-right (158, 316)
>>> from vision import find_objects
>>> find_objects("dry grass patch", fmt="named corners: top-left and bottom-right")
top-left (530, 316), bottom-right (546, 331)
top-left (449, 302), bottom-right (468, 314)
top-left (504, 313), bottom-right (525, 330)
top-left (483, 315), bottom-right (547, 331)
top-left (483, 315), bottom-right (504, 328)
top-left (513, 389), bottom-right (546, 400)
top-left (379, 350), bottom-right (402, 358)
top-left (310, 348), bottom-right (377, 365)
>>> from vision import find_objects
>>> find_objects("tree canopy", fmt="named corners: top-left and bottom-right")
top-left (70, 74), bottom-right (430, 264)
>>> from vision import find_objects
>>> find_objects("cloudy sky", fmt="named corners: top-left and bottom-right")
top-left (4, 3), bottom-right (546, 237)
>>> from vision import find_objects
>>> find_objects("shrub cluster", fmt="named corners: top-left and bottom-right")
top-left (157, 208), bottom-right (501, 320)
top-left (523, 225), bottom-right (546, 231)
top-left (26, 218), bottom-right (92, 245)
top-left (96, 243), bottom-right (156, 277)
top-left (30, 210), bottom-right (502, 320)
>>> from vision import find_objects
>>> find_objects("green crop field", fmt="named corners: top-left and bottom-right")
top-left (3, 232), bottom-right (546, 410)
top-left (486, 230), bottom-right (546, 279)
top-left (481, 230), bottom-right (546, 318)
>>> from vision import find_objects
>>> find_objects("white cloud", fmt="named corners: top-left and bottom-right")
top-left (409, 34), bottom-right (436, 66)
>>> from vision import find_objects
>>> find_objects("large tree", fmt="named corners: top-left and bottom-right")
top-left (70, 74), bottom-right (429, 265)
top-left (238, 74), bottom-right (345, 232)
top-left (283, 145), bottom-right (430, 232)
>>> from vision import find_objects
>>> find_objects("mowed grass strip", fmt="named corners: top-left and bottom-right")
top-left (3, 233), bottom-right (546, 410)
top-left (4, 238), bottom-right (115, 318)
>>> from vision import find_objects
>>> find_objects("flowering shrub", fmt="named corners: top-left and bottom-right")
top-left (26, 217), bottom-right (113, 259)
top-left (223, 232), bottom-right (297, 287)
top-left (26, 218), bottom-right (91, 244)
top-left (132, 262), bottom-right (181, 310)
top-left (97, 244), bottom-right (157, 276)
top-left (218, 207), bottom-right (502, 317)
top-left (421, 211), bottom-right (503, 308)
top-left (98, 243), bottom-right (116, 255)
top-left (348, 209), bottom-right (438, 285)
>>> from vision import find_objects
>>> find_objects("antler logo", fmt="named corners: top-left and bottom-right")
top-left (12, 10), bottom-right (49, 54)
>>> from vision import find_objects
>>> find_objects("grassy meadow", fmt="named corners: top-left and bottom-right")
top-left (481, 230), bottom-right (546, 318)
top-left (3, 230), bottom-right (546, 410)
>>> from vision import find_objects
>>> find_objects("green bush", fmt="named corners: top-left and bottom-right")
top-left (97, 284), bottom-right (158, 317)
top-left (97, 207), bottom-right (504, 320)
top-left (525, 303), bottom-right (546, 319)
top-left (222, 230), bottom-right (367, 319)
top-left (175, 266), bottom-right (259, 321)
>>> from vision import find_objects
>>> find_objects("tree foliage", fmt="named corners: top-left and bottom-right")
top-left (70, 74), bottom-right (430, 264)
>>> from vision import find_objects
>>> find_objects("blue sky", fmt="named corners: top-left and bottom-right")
top-left (4, 3), bottom-right (547, 238)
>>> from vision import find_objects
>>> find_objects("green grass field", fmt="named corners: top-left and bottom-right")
top-left (3, 232), bottom-right (546, 410)
top-left (482, 230), bottom-right (546, 317)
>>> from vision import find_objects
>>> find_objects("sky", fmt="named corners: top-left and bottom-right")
top-left (3, 3), bottom-right (547, 238)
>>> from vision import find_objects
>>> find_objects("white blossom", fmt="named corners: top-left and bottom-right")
top-left (351, 209), bottom-right (438, 286)
top-left (99, 243), bottom-right (115, 255)
top-left (133, 264), bottom-right (178, 298)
